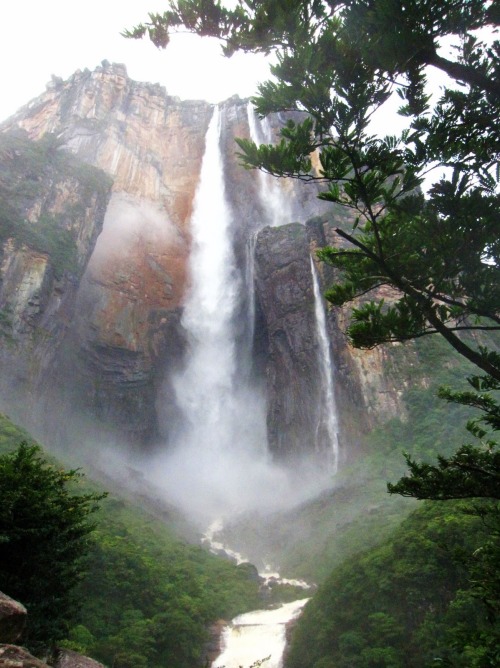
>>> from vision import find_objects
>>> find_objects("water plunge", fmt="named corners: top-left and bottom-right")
top-left (311, 258), bottom-right (340, 473)
top-left (149, 105), bottom-right (340, 521)
top-left (152, 108), bottom-right (294, 520)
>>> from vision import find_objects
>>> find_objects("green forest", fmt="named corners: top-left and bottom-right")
top-left (0, 415), bottom-right (264, 667)
top-left (0, 0), bottom-right (498, 666)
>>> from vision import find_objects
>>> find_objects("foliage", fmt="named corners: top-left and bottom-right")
top-left (127, 0), bottom-right (500, 380)
top-left (387, 354), bottom-right (500, 499)
top-left (66, 497), bottom-right (262, 668)
top-left (0, 442), bottom-right (106, 653)
top-left (286, 500), bottom-right (500, 668)
top-left (0, 416), bottom-right (263, 666)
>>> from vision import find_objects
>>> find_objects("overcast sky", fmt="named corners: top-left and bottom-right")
top-left (1, 1), bottom-right (482, 139)
top-left (0, 0), bottom-right (272, 122)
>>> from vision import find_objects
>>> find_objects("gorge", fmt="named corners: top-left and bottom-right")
top-left (0, 61), bottom-right (451, 667)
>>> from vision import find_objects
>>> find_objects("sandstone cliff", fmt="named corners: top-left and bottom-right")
top-left (0, 62), bottom-right (412, 461)
top-left (0, 130), bottom-right (110, 424)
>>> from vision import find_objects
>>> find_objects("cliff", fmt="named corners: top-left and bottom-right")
top-left (0, 62), bottom-right (413, 462)
top-left (0, 130), bottom-right (111, 420)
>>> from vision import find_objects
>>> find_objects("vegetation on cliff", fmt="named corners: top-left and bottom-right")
top-left (287, 500), bottom-right (499, 668)
top-left (0, 131), bottom-right (112, 277)
top-left (0, 415), bottom-right (262, 667)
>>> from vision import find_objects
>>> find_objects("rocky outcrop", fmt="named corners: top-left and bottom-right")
top-left (253, 214), bottom-right (415, 461)
top-left (254, 223), bottom-right (327, 460)
top-left (0, 644), bottom-right (50, 667)
top-left (201, 620), bottom-right (227, 667)
top-left (53, 649), bottom-right (105, 668)
top-left (0, 593), bottom-right (27, 644)
top-left (0, 593), bottom-right (104, 668)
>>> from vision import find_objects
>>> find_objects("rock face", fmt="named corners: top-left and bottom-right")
top-left (0, 62), bottom-right (412, 461)
top-left (253, 213), bottom-right (418, 461)
top-left (0, 592), bottom-right (27, 644)
top-left (0, 131), bottom-right (110, 427)
top-left (53, 649), bottom-right (105, 668)
top-left (254, 223), bottom-right (327, 459)
top-left (0, 644), bottom-right (50, 667)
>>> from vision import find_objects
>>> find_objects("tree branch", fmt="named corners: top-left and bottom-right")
top-left (333, 226), bottom-right (500, 381)
top-left (427, 51), bottom-right (500, 98)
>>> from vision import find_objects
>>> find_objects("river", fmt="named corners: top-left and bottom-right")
top-left (213, 599), bottom-right (309, 668)
top-left (205, 521), bottom-right (311, 668)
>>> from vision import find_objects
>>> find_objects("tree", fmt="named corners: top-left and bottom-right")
top-left (0, 443), bottom-right (106, 653)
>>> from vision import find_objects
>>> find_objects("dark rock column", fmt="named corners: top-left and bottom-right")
top-left (254, 223), bottom-right (326, 461)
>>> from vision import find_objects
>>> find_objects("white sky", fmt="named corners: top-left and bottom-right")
top-left (0, 0), bottom-right (272, 122)
top-left (0, 2), bottom-right (491, 140)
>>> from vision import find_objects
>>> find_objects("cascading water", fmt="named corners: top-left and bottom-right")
top-left (213, 600), bottom-right (309, 668)
top-left (311, 258), bottom-right (340, 473)
top-left (172, 105), bottom-right (242, 447)
top-left (203, 522), bottom-right (311, 668)
top-left (154, 107), bottom-right (297, 520)
top-left (247, 102), bottom-right (293, 228)
top-left (151, 104), bottom-right (341, 519)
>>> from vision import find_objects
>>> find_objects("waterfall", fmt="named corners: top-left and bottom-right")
top-left (155, 107), bottom-right (298, 520)
top-left (244, 231), bottom-right (257, 355)
top-left (311, 258), bottom-right (340, 473)
top-left (172, 105), bottom-right (240, 442)
top-left (246, 102), bottom-right (292, 227)
top-left (150, 106), bottom-right (337, 520)
top-left (213, 600), bottom-right (309, 668)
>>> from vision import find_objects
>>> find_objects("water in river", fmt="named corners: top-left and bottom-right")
top-left (205, 521), bottom-right (310, 668)
top-left (212, 599), bottom-right (309, 668)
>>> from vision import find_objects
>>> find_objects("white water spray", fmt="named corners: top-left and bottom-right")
top-left (213, 600), bottom-right (309, 668)
top-left (173, 106), bottom-right (240, 440)
top-left (247, 102), bottom-right (292, 227)
top-left (204, 522), bottom-right (311, 668)
top-left (311, 258), bottom-right (340, 473)
top-left (152, 107), bottom-right (323, 520)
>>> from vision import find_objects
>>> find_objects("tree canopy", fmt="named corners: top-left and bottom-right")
top-left (0, 443), bottom-right (105, 652)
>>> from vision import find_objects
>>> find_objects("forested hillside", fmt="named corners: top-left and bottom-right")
top-left (287, 500), bottom-right (499, 668)
top-left (0, 414), bottom-right (262, 667)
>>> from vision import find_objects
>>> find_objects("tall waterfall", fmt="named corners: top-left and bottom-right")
top-left (311, 258), bottom-right (340, 473)
top-left (172, 106), bottom-right (241, 444)
top-left (247, 102), bottom-right (292, 227)
top-left (154, 107), bottom-right (295, 520)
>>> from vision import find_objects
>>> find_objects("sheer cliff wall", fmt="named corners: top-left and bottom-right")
top-left (0, 62), bottom-right (412, 460)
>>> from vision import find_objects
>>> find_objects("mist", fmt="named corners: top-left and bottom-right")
top-left (128, 106), bottom-right (336, 525)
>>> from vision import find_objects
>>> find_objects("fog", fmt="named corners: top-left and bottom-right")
top-left (89, 192), bottom-right (184, 273)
